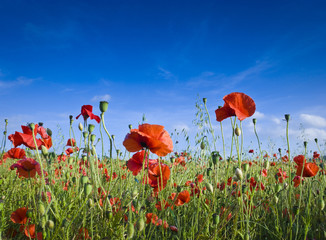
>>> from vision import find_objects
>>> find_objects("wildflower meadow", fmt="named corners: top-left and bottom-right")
top-left (0, 92), bottom-right (325, 240)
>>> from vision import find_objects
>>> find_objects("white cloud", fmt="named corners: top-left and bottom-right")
top-left (304, 128), bottom-right (326, 140)
top-left (0, 77), bottom-right (37, 88)
top-left (252, 111), bottom-right (264, 119)
top-left (272, 117), bottom-right (281, 125)
top-left (91, 94), bottom-right (111, 102)
top-left (300, 114), bottom-right (326, 128)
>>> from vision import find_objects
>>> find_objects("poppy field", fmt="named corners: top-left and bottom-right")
top-left (0, 92), bottom-right (325, 240)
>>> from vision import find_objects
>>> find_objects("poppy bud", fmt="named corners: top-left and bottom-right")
top-left (177, 186), bottom-right (182, 193)
top-left (234, 127), bottom-right (241, 136)
top-left (112, 135), bottom-right (115, 141)
top-left (132, 188), bottom-right (138, 198)
top-left (274, 196), bottom-right (279, 204)
top-left (47, 220), bottom-right (54, 229)
top-left (81, 176), bottom-right (89, 185)
top-left (200, 141), bottom-right (205, 150)
top-left (283, 182), bottom-right (288, 189)
top-left (206, 168), bottom-right (212, 176)
top-left (303, 141), bottom-right (307, 148)
top-left (278, 148), bottom-right (282, 154)
top-left (41, 145), bottom-right (48, 156)
top-left (218, 106), bottom-right (222, 109)
top-left (5, 119), bottom-right (8, 124)
top-left (212, 213), bottom-right (220, 225)
top-left (46, 128), bottom-right (52, 137)
top-left (84, 183), bottom-right (92, 196)
top-left (83, 131), bottom-right (89, 139)
top-left (314, 138), bottom-right (318, 143)
top-left (99, 101), bottom-right (109, 113)
top-left (88, 124), bottom-right (95, 133)
top-left (78, 123), bottom-right (83, 131)
top-left (170, 157), bottom-right (175, 163)
top-left (41, 215), bottom-right (46, 228)
top-left (3, 131), bottom-right (6, 135)
top-left (203, 98), bottom-right (207, 104)
top-left (235, 168), bottom-right (243, 180)
top-left (318, 199), bottom-right (325, 210)
top-left (243, 163), bottom-right (249, 172)
top-left (205, 182), bottom-right (214, 193)
top-left (82, 155), bottom-right (87, 161)
top-left (38, 202), bottom-right (46, 215)
top-left (252, 118), bottom-right (257, 125)
top-left (106, 211), bottom-right (113, 220)
top-left (91, 146), bottom-right (96, 155)
top-left (284, 114), bottom-right (290, 122)
top-left (27, 209), bottom-right (33, 218)
top-left (128, 124), bottom-right (132, 130)
top-left (136, 218), bottom-right (145, 231)
top-left (90, 134), bottom-right (96, 143)
top-left (87, 199), bottom-right (94, 208)
top-left (68, 157), bottom-right (74, 164)
top-left (263, 161), bottom-right (269, 169)
top-left (127, 222), bottom-right (134, 239)
top-left (211, 151), bottom-right (219, 165)
top-left (232, 175), bottom-right (239, 181)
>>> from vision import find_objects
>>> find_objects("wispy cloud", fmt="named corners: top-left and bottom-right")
top-left (0, 77), bottom-right (38, 88)
top-left (91, 94), bottom-right (111, 102)
top-left (158, 67), bottom-right (178, 81)
top-left (186, 61), bottom-right (271, 91)
top-left (300, 114), bottom-right (326, 128)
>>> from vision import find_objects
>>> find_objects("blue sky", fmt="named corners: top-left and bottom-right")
top-left (1, 0), bottom-right (326, 157)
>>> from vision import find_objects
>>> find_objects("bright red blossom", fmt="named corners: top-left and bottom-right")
top-left (294, 155), bottom-right (319, 177)
top-left (123, 123), bottom-right (173, 157)
top-left (10, 157), bottom-right (42, 178)
top-left (215, 92), bottom-right (256, 122)
top-left (76, 105), bottom-right (101, 123)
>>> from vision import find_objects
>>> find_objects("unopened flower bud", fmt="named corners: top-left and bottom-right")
top-left (47, 220), bottom-right (54, 229)
top-left (314, 138), bottom-right (318, 143)
top-left (41, 145), bottom-right (48, 156)
top-left (234, 127), bottom-right (241, 136)
top-left (205, 182), bottom-right (214, 193)
top-left (235, 168), bottom-right (243, 180)
top-left (90, 134), bottom-right (96, 143)
top-left (38, 122), bottom-right (44, 126)
top-left (88, 124), bottom-right (95, 133)
top-left (99, 101), bottom-right (109, 113)
top-left (84, 183), bottom-right (92, 196)
top-left (112, 135), bottom-right (115, 141)
top-left (83, 131), bottom-right (89, 138)
top-left (46, 128), bottom-right (52, 137)
top-left (252, 118), bottom-right (257, 125)
top-left (203, 98), bottom-right (207, 104)
top-left (78, 123), bottom-right (83, 131)
top-left (5, 119), bottom-right (8, 124)
top-left (128, 124), bottom-right (132, 130)
top-left (303, 141), bottom-right (308, 148)
top-left (29, 123), bottom-right (35, 130)
top-left (200, 141), bottom-right (205, 150)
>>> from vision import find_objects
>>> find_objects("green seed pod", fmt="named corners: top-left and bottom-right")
top-left (81, 176), bottom-right (89, 185)
top-left (41, 145), bottom-right (48, 156)
top-left (132, 188), bottom-right (138, 198)
top-left (47, 220), bottom-right (54, 229)
top-left (127, 222), bottom-right (134, 239)
top-left (99, 101), bottom-right (109, 113)
top-left (46, 128), bottom-right (52, 137)
top-left (206, 168), bottom-right (212, 177)
top-left (68, 157), bottom-right (74, 165)
top-left (106, 211), bottom-right (113, 220)
top-left (212, 213), bottom-right (220, 225)
top-left (136, 218), bottom-right (145, 231)
top-left (318, 199), bottom-right (325, 210)
top-left (211, 151), bottom-right (220, 165)
top-left (88, 124), bottom-right (95, 133)
top-left (38, 202), bottom-right (46, 215)
top-left (84, 183), bottom-right (92, 196)
top-left (243, 163), bottom-right (249, 172)
top-left (83, 131), bottom-right (89, 138)
top-left (87, 199), bottom-right (94, 208)
top-left (27, 209), bottom-right (33, 218)
top-left (90, 134), bottom-right (96, 143)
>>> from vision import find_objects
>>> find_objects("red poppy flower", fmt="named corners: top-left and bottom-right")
top-left (10, 157), bottom-right (42, 178)
top-left (11, 207), bottom-right (28, 224)
top-left (215, 92), bottom-right (256, 122)
top-left (66, 138), bottom-right (76, 147)
top-left (294, 155), bottom-right (319, 177)
top-left (148, 162), bottom-right (170, 192)
top-left (249, 149), bottom-right (254, 153)
top-left (292, 176), bottom-right (303, 187)
top-left (8, 124), bottom-right (52, 150)
top-left (76, 105), bottom-right (100, 123)
top-left (77, 227), bottom-right (91, 240)
top-left (123, 123), bottom-right (173, 157)
top-left (126, 150), bottom-right (157, 176)
top-left (2, 148), bottom-right (26, 162)
top-left (174, 190), bottom-right (191, 206)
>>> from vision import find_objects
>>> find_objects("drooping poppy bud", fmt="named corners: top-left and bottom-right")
top-left (234, 127), bottom-right (241, 136)
top-left (78, 123), bottom-right (83, 131)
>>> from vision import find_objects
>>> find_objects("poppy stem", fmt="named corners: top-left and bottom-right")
top-left (203, 99), bottom-right (217, 151)
top-left (100, 112), bottom-right (117, 159)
